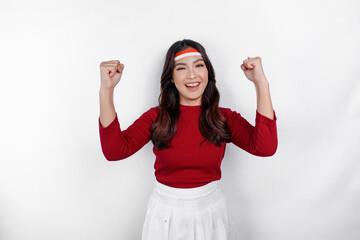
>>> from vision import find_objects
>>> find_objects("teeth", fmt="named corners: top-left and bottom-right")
top-left (186, 82), bottom-right (200, 87)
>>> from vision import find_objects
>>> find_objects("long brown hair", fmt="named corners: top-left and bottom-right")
top-left (150, 39), bottom-right (230, 150)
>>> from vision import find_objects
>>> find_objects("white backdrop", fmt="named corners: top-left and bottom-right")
top-left (1, 0), bottom-right (359, 239)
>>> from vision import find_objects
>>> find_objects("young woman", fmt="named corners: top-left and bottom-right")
top-left (98, 39), bottom-right (277, 239)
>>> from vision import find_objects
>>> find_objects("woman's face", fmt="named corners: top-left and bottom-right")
top-left (172, 50), bottom-right (208, 106)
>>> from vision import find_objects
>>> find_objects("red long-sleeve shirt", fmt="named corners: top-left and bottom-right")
top-left (99, 104), bottom-right (277, 188)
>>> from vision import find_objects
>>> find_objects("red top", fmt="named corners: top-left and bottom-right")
top-left (99, 105), bottom-right (278, 188)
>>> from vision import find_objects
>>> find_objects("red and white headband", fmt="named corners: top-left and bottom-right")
top-left (174, 49), bottom-right (202, 61)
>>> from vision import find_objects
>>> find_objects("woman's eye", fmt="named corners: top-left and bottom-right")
top-left (196, 64), bottom-right (204, 68)
top-left (176, 67), bottom-right (185, 71)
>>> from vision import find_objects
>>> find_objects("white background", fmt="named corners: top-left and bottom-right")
top-left (1, 0), bottom-right (359, 239)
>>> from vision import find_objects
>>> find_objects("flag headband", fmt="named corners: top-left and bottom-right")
top-left (174, 49), bottom-right (202, 61)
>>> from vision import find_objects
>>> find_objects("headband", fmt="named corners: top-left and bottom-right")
top-left (174, 49), bottom-right (202, 61)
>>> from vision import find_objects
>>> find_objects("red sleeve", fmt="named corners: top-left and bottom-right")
top-left (98, 107), bottom-right (159, 161)
top-left (221, 108), bottom-right (278, 157)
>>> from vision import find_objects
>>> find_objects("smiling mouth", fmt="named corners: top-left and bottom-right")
top-left (185, 82), bottom-right (200, 88)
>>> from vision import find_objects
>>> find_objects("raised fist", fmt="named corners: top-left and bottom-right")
top-left (99, 60), bottom-right (124, 90)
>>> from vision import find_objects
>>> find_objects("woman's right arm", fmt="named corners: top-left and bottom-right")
top-left (99, 60), bottom-right (124, 127)
top-left (98, 60), bottom-right (158, 161)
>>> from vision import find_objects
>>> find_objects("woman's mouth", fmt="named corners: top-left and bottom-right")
top-left (185, 82), bottom-right (200, 88)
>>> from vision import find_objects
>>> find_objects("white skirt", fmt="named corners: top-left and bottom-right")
top-left (141, 180), bottom-right (239, 240)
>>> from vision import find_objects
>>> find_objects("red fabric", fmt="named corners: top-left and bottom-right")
top-left (99, 105), bottom-right (277, 188)
top-left (174, 48), bottom-right (200, 57)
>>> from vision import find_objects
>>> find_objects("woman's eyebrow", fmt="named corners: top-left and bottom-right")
top-left (175, 58), bottom-right (204, 67)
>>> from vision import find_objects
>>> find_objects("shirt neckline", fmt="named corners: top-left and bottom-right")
top-left (179, 104), bottom-right (201, 113)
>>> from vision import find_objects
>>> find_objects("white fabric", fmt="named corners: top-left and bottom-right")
top-left (141, 180), bottom-right (239, 240)
top-left (174, 52), bottom-right (202, 61)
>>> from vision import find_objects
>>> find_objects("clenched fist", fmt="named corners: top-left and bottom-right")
top-left (240, 57), bottom-right (268, 84)
top-left (99, 60), bottom-right (124, 90)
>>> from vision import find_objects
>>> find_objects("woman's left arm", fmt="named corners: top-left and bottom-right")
top-left (241, 57), bottom-right (274, 120)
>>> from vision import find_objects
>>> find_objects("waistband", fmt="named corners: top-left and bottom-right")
top-left (151, 180), bottom-right (223, 208)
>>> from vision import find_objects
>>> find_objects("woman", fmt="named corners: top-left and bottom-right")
top-left (98, 39), bottom-right (277, 239)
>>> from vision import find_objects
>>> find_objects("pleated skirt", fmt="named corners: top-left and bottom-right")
top-left (141, 180), bottom-right (239, 240)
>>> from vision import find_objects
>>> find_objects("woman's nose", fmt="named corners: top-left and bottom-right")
top-left (187, 69), bottom-right (195, 79)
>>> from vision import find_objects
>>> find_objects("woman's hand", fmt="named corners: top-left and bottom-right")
top-left (241, 57), bottom-right (268, 84)
top-left (100, 60), bottom-right (124, 91)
